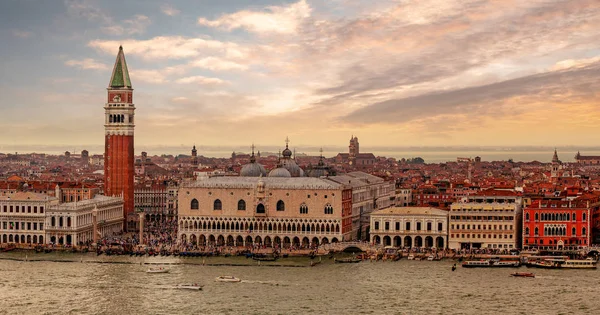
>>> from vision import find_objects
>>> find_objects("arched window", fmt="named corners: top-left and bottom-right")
top-left (525, 213), bottom-right (530, 221)
top-left (213, 199), bottom-right (222, 211)
top-left (276, 200), bottom-right (285, 211)
top-left (525, 227), bottom-right (529, 235)
top-left (190, 199), bottom-right (199, 210)
top-left (256, 203), bottom-right (265, 214)
top-left (583, 212), bottom-right (587, 221)
top-left (300, 204), bottom-right (308, 214)
top-left (109, 115), bottom-right (113, 123)
top-left (237, 199), bottom-right (246, 211)
top-left (534, 227), bottom-right (538, 235)
top-left (535, 213), bottom-right (538, 221)
top-left (567, 213), bottom-right (570, 221)
top-left (582, 227), bottom-right (586, 236)
top-left (51, 217), bottom-right (56, 227)
top-left (572, 227), bottom-right (576, 236)
top-left (324, 204), bottom-right (333, 214)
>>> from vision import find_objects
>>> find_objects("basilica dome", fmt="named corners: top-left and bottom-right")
top-left (268, 166), bottom-right (291, 177)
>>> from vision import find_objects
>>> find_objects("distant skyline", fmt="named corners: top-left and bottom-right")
top-left (1, 0), bottom-right (600, 148)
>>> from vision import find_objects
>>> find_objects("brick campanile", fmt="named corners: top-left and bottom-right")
top-left (104, 46), bottom-right (135, 231)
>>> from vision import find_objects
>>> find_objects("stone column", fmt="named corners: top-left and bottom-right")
top-left (92, 207), bottom-right (98, 245)
top-left (138, 212), bottom-right (144, 246)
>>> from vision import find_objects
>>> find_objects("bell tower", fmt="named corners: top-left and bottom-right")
top-left (104, 45), bottom-right (135, 231)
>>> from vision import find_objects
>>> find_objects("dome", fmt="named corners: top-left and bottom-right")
top-left (240, 162), bottom-right (267, 177)
top-left (281, 159), bottom-right (305, 177)
top-left (282, 147), bottom-right (292, 158)
top-left (268, 167), bottom-right (291, 177)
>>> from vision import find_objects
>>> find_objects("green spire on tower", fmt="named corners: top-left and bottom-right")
top-left (109, 45), bottom-right (132, 88)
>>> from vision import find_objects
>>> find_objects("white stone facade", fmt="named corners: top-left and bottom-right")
top-left (45, 195), bottom-right (123, 246)
top-left (370, 207), bottom-right (448, 248)
top-left (0, 192), bottom-right (57, 245)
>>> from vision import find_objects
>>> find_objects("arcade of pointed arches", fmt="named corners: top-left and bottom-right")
top-left (179, 216), bottom-right (342, 247)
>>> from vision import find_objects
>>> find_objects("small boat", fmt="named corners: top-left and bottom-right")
top-left (215, 276), bottom-right (241, 282)
top-left (407, 254), bottom-right (415, 260)
top-left (174, 284), bottom-right (203, 290)
top-left (427, 255), bottom-right (435, 261)
top-left (462, 258), bottom-right (520, 268)
top-left (511, 272), bottom-right (535, 278)
top-left (334, 257), bottom-right (361, 264)
top-left (147, 267), bottom-right (169, 273)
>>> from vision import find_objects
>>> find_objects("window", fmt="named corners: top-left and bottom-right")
top-left (582, 227), bottom-right (586, 236)
top-left (416, 222), bottom-right (421, 231)
top-left (438, 222), bottom-right (443, 231)
top-left (385, 222), bottom-right (390, 230)
top-left (525, 213), bottom-right (529, 221)
top-left (525, 227), bottom-right (529, 235)
top-left (405, 222), bottom-right (411, 231)
top-left (375, 222), bottom-right (380, 230)
top-left (256, 203), bottom-right (265, 214)
top-left (572, 227), bottom-right (576, 236)
top-left (534, 227), bottom-right (538, 235)
top-left (535, 213), bottom-right (538, 221)
top-left (276, 200), bottom-right (285, 211)
top-left (300, 204), bottom-right (308, 214)
top-left (237, 200), bottom-right (246, 211)
top-left (583, 212), bottom-right (587, 221)
top-left (324, 204), bottom-right (333, 214)
top-left (427, 222), bottom-right (432, 231)
top-left (213, 199), bottom-right (222, 210)
top-left (396, 222), bottom-right (400, 231)
top-left (191, 199), bottom-right (199, 210)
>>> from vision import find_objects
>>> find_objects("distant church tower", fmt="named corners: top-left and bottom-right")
top-left (191, 145), bottom-right (198, 166)
top-left (551, 149), bottom-right (561, 178)
top-left (349, 135), bottom-right (359, 164)
top-left (104, 46), bottom-right (135, 230)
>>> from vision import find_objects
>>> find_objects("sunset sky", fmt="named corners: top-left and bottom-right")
top-left (1, 0), bottom-right (600, 153)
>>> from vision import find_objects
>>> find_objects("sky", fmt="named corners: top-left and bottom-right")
top-left (1, 0), bottom-right (600, 154)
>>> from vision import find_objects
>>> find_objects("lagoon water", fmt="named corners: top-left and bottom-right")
top-left (1, 252), bottom-right (598, 315)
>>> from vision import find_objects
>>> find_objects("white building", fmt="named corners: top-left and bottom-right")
top-left (0, 192), bottom-right (58, 245)
top-left (370, 207), bottom-right (448, 248)
top-left (45, 195), bottom-right (123, 246)
top-left (395, 188), bottom-right (412, 206)
top-left (448, 190), bottom-right (523, 250)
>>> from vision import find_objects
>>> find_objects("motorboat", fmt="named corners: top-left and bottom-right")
top-left (174, 284), bottom-right (203, 290)
top-left (215, 276), bottom-right (241, 282)
top-left (427, 255), bottom-right (435, 261)
top-left (407, 254), bottom-right (415, 260)
top-left (511, 272), bottom-right (535, 278)
top-left (529, 259), bottom-right (597, 269)
top-left (462, 258), bottom-right (520, 268)
top-left (147, 267), bottom-right (169, 273)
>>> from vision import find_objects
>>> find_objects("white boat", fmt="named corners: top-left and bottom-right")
top-left (530, 259), bottom-right (597, 269)
top-left (174, 284), bottom-right (203, 290)
top-left (427, 255), bottom-right (435, 261)
top-left (462, 258), bottom-right (520, 268)
top-left (147, 267), bottom-right (169, 273)
top-left (407, 254), bottom-right (415, 260)
top-left (215, 276), bottom-right (241, 282)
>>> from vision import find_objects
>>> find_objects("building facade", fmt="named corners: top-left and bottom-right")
top-left (370, 207), bottom-right (448, 248)
top-left (104, 45), bottom-right (135, 231)
top-left (0, 192), bottom-right (57, 245)
top-left (45, 195), bottom-right (124, 246)
top-left (134, 183), bottom-right (168, 222)
top-left (523, 199), bottom-right (592, 250)
top-left (178, 177), bottom-right (351, 247)
top-left (448, 190), bottom-right (523, 250)
top-left (327, 172), bottom-right (394, 240)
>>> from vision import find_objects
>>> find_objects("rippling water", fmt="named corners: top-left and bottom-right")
top-left (1, 252), bottom-right (598, 315)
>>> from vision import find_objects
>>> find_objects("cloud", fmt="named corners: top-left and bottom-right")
top-left (12, 30), bottom-right (33, 38)
top-left (161, 4), bottom-right (180, 16)
top-left (102, 15), bottom-right (151, 35)
top-left (130, 69), bottom-right (168, 84)
top-left (190, 57), bottom-right (248, 71)
top-left (175, 76), bottom-right (229, 85)
top-left (65, 0), bottom-right (111, 23)
top-left (64, 58), bottom-right (109, 70)
top-left (88, 36), bottom-right (240, 60)
top-left (197, 0), bottom-right (311, 34)
top-left (342, 61), bottom-right (600, 125)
